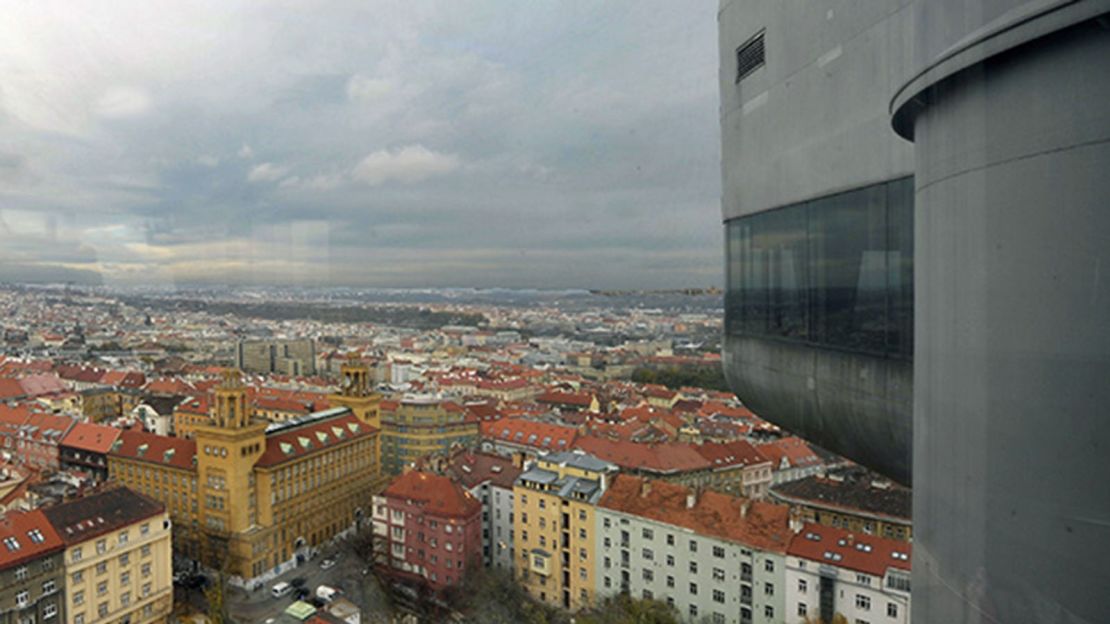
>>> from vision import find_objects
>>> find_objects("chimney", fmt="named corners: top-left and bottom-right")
top-left (741, 500), bottom-right (750, 519)
top-left (788, 506), bottom-right (804, 534)
top-left (686, 490), bottom-right (697, 509)
top-left (511, 452), bottom-right (525, 469)
top-left (640, 480), bottom-right (652, 498)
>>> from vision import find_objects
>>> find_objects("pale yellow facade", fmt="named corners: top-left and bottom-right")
top-left (62, 510), bottom-right (173, 624)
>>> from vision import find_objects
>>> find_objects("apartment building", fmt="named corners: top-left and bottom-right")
top-left (371, 470), bottom-right (482, 592)
top-left (42, 487), bottom-right (172, 624)
top-left (435, 449), bottom-right (522, 570)
top-left (513, 450), bottom-right (617, 612)
top-left (0, 509), bottom-right (65, 624)
top-left (784, 523), bottom-right (911, 624)
top-left (594, 475), bottom-right (792, 624)
top-left (379, 395), bottom-right (478, 475)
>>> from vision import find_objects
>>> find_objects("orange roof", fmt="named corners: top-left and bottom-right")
top-left (382, 470), bottom-right (481, 519)
top-left (693, 439), bottom-right (771, 469)
top-left (110, 429), bottom-right (197, 471)
top-left (61, 422), bottom-right (122, 454)
top-left (599, 474), bottom-right (792, 553)
top-left (0, 509), bottom-right (64, 569)
top-left (787, 522), bottom-right (911, 576)
top-left (480, 418), bottom-right (578, 451)
top-left (175, 396), bottom-right (210, 415)
top-left (143, 378), bottom-right (196, 396)
top-left (573, 437), bottom-right (709, 474)
top-left (758, 436), bottom-right (822, 469)
top-left (0, 378), bottom-right (26, 400)
top-left (536, 390), bottom-right (594, 407)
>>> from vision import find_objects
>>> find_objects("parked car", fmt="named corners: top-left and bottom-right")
top-left (290, 577), bottom-right (307, 588)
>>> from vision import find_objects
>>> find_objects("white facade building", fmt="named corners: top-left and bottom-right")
top-left (784, 523), bottom-right (911, 624)
top-left (594, 475), bottom-right (795, 624)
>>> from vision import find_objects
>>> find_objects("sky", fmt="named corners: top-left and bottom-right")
top-left (0, 1), bottom-right (722, 290)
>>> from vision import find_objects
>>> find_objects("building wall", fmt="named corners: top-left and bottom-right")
top-left (0, 551), bottom-right (64, 624)
top-left (889, 2), bottom-right (1110, 621)
top-left (594, 508), bottom-right (783, 624)
top-left (380, 402), bottom-right (478, 475)
top-left (784, 555), bottom-right (910, 624)
top-left (470, 481), bottom-right (515, 571)
top-left (371, 492), bottom-right (482, 591)
top-left (718, 0), bottom-right (917, 485)
top-left (62, 511), bottom-right (173, 624)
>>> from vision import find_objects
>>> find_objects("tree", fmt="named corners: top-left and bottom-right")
top-left (577, 594), bottom-right (680, 624)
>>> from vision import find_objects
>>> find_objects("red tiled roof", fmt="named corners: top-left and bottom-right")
top-left (175, 396), bottom-right (210, 415)
top-left (255, 412), bottom-right (376, 468)
top-left (758, 436), bottom-right (822, 470)
top-left (787, 522), bottom-right (911, 576)
top-left (0, 509), bottom-right (64, 569)
top-left (481, 418), bottom-right (578, 452)
top-left (144, 378), bottom-right (197, 396)
top-left (61, 422), bottom-right (122, 454)
top-left (443, 450), bottom-right (522, 490)
top-left (599, 475), bottom-right (792, 552)
top-left (536, 390), bottom-right (594, 407)
top-left (573, 437), bottom-right (709, 474)
top-left (0, 378), bottom-right (26, 400)
top-left (693, 439), bottom-right (771, 469)
top-left (19, 374), bottom-right (68, 397)
top-left (382, 471), bottom-right (481, 519)
top-left (110, 429), bottom-right (197, 471)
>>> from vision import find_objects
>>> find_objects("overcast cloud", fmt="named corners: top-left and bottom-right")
top-left (0, 1), bottom-right (721, 289)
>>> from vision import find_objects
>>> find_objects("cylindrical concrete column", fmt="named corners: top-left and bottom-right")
top-left (898, 14), bottom-right (1110, 624)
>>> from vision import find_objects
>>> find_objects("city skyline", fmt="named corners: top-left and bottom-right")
top-left (0, 1), bottom-right (722, 290)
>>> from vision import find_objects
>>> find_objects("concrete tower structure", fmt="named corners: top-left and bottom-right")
top-left (719, 1), bottom-right (1110, 622)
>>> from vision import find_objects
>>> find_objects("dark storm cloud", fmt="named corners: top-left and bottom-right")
top-left (0, 0), bottom-right (721, 289)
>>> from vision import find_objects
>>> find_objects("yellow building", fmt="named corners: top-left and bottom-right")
top-left (110, 369), bottom-right (381, 586)
top-left (42, 486), bottom-right (173, 624)
top-left (513, 450), bottom-right (617, 611)
top-left (379, 395), bottom-right (479, 475)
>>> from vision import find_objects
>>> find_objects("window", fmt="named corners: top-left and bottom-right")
top-left (120, 552), bottom-right (130, 565)
top-left (74, 590), bottom-right (85, 605)
top-left (725, 177), bottom-right (914, 357)
top-left (642, 589), bottom-right (653, 600)
top-left (689, 540), bottom-right (697, 553)
top-left (765, 582), bottom-right (774, 596)
top-left (713, 567), bottom-right (725, 581)
top-left (642, 528), bottom-right (653, 540)
top-left (43, 603), bottom-right (57, 619)
top-left (73, 570), bottom-right (83, 583)
top-left (643, 547), bottom-right (653, 561)
top-left (764, 606), bottom-right (774, 619)
top-left (118, 531), bottom-right (129, 544)
top-left (689, 582), bottom-right (698, 595)
top-left (666, 534), bottom-right (674, 546)
top-left (857, 573), bottom-right (870, 585)
top-left (96, 562), bottom-right (107, 575)
top-left (888, 603), bottom-right (899, 618)
top-left (74, 615), bottom-right (84, 624)
top-left (856, 595), bottom-right (871, 610)
top-left (43, 580), bottom-right (57, 594)
top-left (142, 563), bottom-right (152, 577)
top-left (799, 603), bottom-right (808, 617)
top-left (121, 591), bottom-right (130, 606)
top-left (98, 581), bottom-right (108, 596)
top-left (734, 29), bottom-right (765, 83)
top-left (17, 590), bottom-right (30, 607)
top-left (712, 545), bottom-right (725, 558)
top-left (689, 605), bottom-right (698, 618)
top-left (603, 517), bottom-right (610, 529)
top-left (666, 554), bottom-right (675, 567)
top-left (16, 566), bottom-right (28, 580)
top-left (121, 571), bottom-right (130, 585)
top-left (643, 569), bottom-right (653, 582)
top-left (580, 567), bottom-right (587, 580)
top-left (140, 523), bottom-right (150, 536)
top-left (3, 536), bottom-right (19, 551)
top-left (72, 548), bottom-right (83, 562)
top-left (689, 561), bottom-right (697, 574)
top-left (98, 603), bottom-right (108, 618)
top-left (713, 589), bottom-right (725, 604)
top-left (799, 579), bottom-right (808, 593)
top-left (666, 575), bottom-right (674, 588)
top-left (764, 559), bottom-right (774, 573)
top-left (712, 614), bottom-right (726, 624)
top-left (96, 539), bottom-right (106, 554)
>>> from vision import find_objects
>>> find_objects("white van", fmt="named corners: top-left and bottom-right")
top-left (271, 581), bottom-right (293, 598)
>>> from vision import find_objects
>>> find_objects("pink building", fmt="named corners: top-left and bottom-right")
top-left (372, 470), bottom-right (482, 592)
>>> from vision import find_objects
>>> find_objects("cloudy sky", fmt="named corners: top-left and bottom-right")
top-left (0, 1), bottom-right (721, 289)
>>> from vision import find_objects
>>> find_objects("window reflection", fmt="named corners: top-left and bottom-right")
top-left (725, 177), bottom-right (913, 358)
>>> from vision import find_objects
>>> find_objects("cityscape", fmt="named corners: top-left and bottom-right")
top-left (1, 1), bottom-right (1108, 624)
